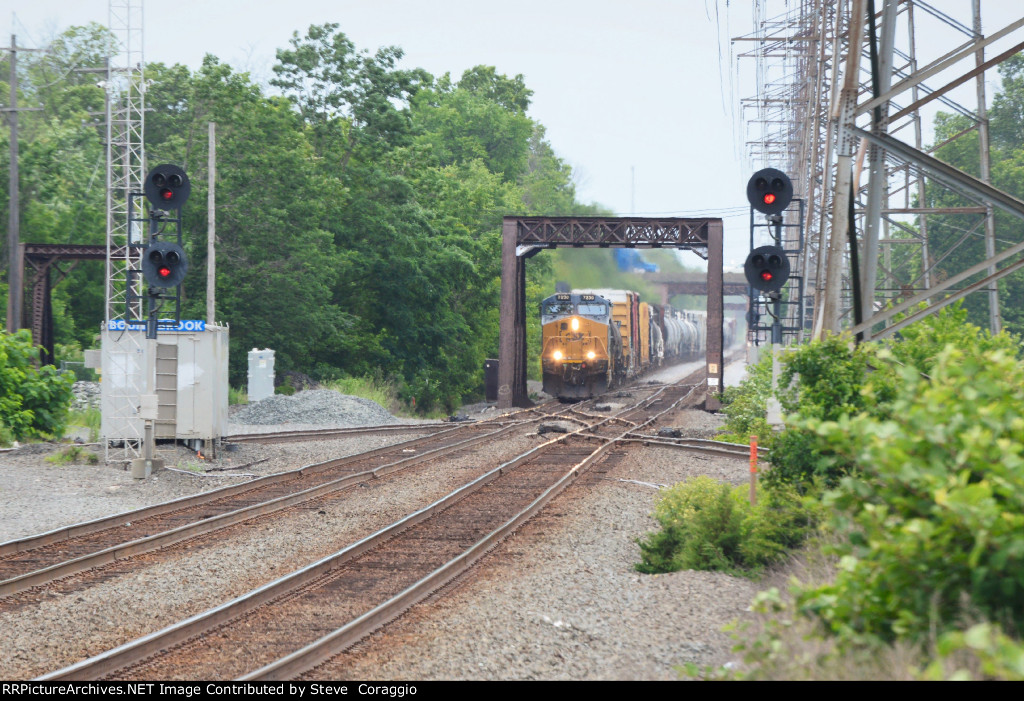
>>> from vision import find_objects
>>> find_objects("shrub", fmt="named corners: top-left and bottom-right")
top-left (889, 300), bottom-right (1020, 374)
top-left (716, 350), bottom-right (774, 446)
top-left (635, 476), bottom-right (823, 578)
top-left (766, 335), bottom-right (894, 489)
top-left (0, 330), bottom-right (75, 443)
top-left (796, 347), bottom-right (1024, 644)
top-left (920, 623), bottom-right (1024, 681)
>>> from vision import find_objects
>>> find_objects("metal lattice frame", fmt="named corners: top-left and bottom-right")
top-left (739, 0), bottom-right (1022, 340)
top-left (103, 0), bottom-right (146, 461)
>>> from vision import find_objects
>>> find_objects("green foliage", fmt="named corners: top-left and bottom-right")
top-left (796, 346), bottom-right (1024, 644)
top-left (635, 476), bottom-right (822, 578)
top-left (716, 349), bottom-right (774, 445)
top-left (0, 331), bottom-right (75, 443)
top-left (323, 373), bottom-right (398, 413)
top-left (46, 445), bottom-right (99, 465)
top-left (767, 336), bottom-right (895, 489)
top-left (3, 23), bottom-right (603, 416)
top-left (66, 408), bottom-right (101, 443)
top-left (920, 624), bottom-right (1024, 681)
top-left (228, 387), bottom-right (248, 406)
top-left (890, 301), bottom-right (1021, 372)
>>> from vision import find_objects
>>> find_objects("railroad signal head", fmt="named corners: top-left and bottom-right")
top-left (144, 164), bottom-right (191, 211)
top-left (141, 241), bottom-right (189, 288)
top-left (744, 245), bottom-right (790, 293)
top-left (747, 168), bottom-right (793, 215)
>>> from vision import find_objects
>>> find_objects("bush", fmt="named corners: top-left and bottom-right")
top-left (635, 476), bottom-right (823, 578)
top-left (0, 330), bottom-right (75, 443)
top-left (766, 335), bottom-right (895, 489)
top-left (920, 623), bottom-right (1024, 681)
top-left (716, 350), bottom-right (774, 446)
top-left (889, 300), bottom-right (1020, 374)
top-left (796, 347), bottom-right (1024, 644)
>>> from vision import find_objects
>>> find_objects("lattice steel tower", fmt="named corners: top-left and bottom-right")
top-left (102, 0), bottom-right (146, 460)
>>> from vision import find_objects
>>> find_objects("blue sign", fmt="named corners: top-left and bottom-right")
top-left (107, 319), bottom-right (206, 332)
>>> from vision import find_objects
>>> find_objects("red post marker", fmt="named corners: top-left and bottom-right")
top-left (749, 435), bottom-right (758, 506)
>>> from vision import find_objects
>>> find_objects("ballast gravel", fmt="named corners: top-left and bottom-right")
top-left (0, 364), bottom-right (767, 681)
top-left (230, 389), bottom-right (401, 426)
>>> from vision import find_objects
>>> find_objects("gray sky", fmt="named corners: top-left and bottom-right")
top-left (5, 1), bottom-right (1024, 269)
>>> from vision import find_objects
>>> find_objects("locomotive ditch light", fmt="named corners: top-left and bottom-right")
top-left (746, 168), bottom-right (793, 215)
top-left (587, 351), bottom-right (596, 359)
top-left (553, 350), bottom-right (563, 361)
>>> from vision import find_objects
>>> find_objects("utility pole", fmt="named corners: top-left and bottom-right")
top-left (207, 122), bottom-right (216, 325)
top-left (5, 35), bottom-right (18, 333)
top-left (3, 35), bottom-right (43, 334)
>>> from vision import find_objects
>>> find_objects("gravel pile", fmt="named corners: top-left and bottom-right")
top-left (71, 381), bottom-right (101, 411)
top-left (231, 389), bottom-right (399, 426)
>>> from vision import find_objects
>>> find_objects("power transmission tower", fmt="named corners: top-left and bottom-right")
top-left (736, 0), bottom-right (1024, 341)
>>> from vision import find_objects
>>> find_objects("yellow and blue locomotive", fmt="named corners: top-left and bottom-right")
top-left (540, 288), bottom-right (721, 400)
top-left (540, 292), bottom-right (624, 400)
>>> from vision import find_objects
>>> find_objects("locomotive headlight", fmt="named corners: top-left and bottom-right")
top-left (571, 317), bottom-right (580, 331)
top-left (587, 351), bottom-right (596, 360)
top-left (553, 350), bottom-right (563, 361)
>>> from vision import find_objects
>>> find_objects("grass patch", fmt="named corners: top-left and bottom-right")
top-left (46, 445), bottom-right (99, 465)
top-left (229, 386), bottom-right (248, 405)
top-left (65, 408), bottom-right (101, 443)
top-left (323, 374), bottom-right (398, 413)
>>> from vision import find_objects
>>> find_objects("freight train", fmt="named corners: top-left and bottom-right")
top-left (540, 288), bottom-right (734, 400)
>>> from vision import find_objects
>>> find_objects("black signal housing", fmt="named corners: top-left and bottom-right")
top-left (746, 168), bottom-right (793, 215)
top-left (744, 245), bottom-right (790, 294)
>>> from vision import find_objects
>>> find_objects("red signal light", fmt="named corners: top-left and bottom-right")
top-left (161, 188), bottom-right (174, 201)
top-left (159, 267), bottom-right (172, 278)
top-left (760, 271), bottom-right (773, 282)
top-left (763, 193), bottom-right (776, 205)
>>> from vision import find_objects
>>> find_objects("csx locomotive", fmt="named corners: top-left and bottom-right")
top-left (540, 289), bottom-right (725, 400)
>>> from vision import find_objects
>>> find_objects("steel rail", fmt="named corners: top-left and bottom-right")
top-left (38, 381), bottom-right (697, 680)
top-left (1, 385), bottom-right (653, 597)
top-left (224, 398), bottom-right (565, 444)
top-left (0, 419), bottom-right (555, 598)
top-left (245, 383), bottom-right (700, 680)
top-left (621, 435), bottom-right (771, 459)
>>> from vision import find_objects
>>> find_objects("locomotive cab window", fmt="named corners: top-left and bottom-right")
top-left (544, 303), bottom-right (573, 316)
top-left (577, 303), bottom-right (607, 317)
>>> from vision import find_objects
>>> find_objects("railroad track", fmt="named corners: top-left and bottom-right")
top-left (40, 376), bottom-right (706, 681)
top-left (0, 401), bottom-right (582, 600)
